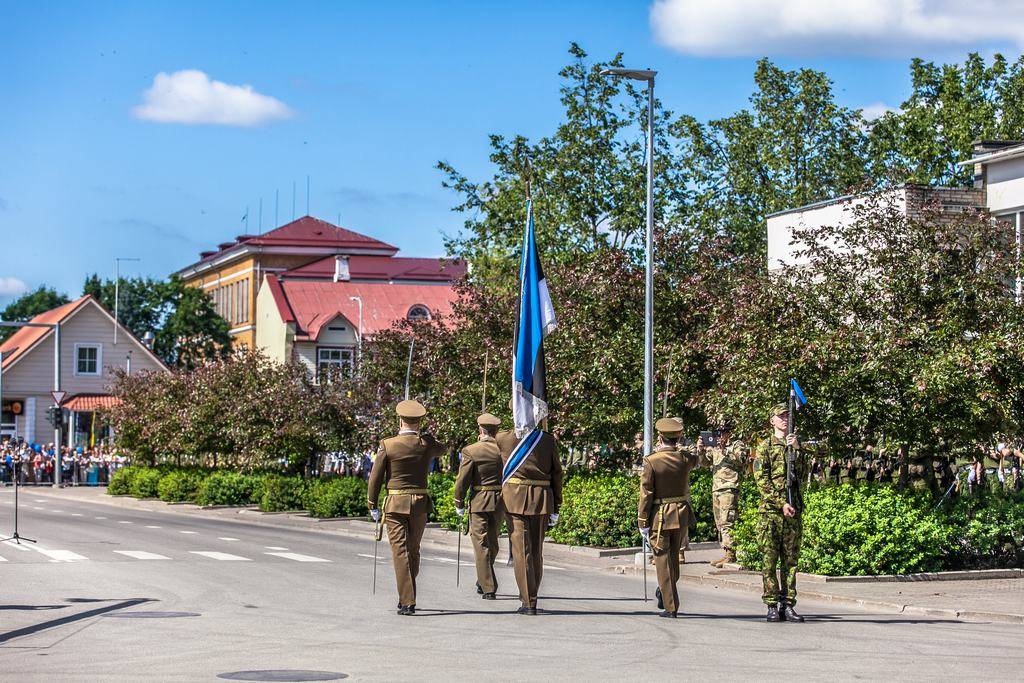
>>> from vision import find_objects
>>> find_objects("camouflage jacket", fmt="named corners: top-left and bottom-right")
top-left (699, 440), bottom-right (750, 492)
top-left (754, 434), bottom-right (808, 515)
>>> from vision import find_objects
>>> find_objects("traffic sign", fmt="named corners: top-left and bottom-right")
top-left (51, 390), bottom-right (67, 405)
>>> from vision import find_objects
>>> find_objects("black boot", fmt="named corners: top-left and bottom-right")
top-left (516, 605), bottom-right (537, 615)
top-left (481, 592), bottom-right (496, 600)
top-left (476, 582), bottom-right (483, 595)
top-left (655, 587), bottom-right (664, 610)
top-left (657, 610), bottom-right (677, 618)
top-left (777, 601), bottom-right (787, 621)
top-left (766, 604), bottom-right (781, 622)
top-left (782, 604), bottom-right (804, 622)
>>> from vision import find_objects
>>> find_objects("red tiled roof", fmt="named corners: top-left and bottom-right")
top-left (62, 394), bottom-right (120, 412)
top-left (1, 295), bottom-right (91, 370)
top-left (273, 278), bottom-right (460, 340)
top-left (282, 254), bottom-right (467, 282)
top-left (184, 216), bottom-right (399, 270)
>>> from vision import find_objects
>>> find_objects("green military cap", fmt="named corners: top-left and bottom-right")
top-left (656, 417), bottom-right (683, 437)
top-left (396, 399), bottom-right (426, 419)
top-left (476, 413), bottom-right (501, 427)
top-left (769, 402), bottom-right (789, 418)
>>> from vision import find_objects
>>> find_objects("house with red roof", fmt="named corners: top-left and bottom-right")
top-left (255, 251), bottom-right (464, 379)
top-left (0, 296), bottom-right (167, 445)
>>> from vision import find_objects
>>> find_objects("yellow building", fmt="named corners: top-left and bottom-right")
top-left (173, 216), bottom-right (399, 347)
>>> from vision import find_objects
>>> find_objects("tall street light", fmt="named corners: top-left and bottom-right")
top-left (600, 66), bottom-right (657, 460)
top-left (114, 257), bottom-right (141, 345)
top-left (349, 296), bottom-right (363, 370)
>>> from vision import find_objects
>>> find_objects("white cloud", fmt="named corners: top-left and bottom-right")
top-left (0, 277), bottom-right (28, 297)
top-left (651, 0), bottom-right (1024, 57)
top-left (860, 102), bottom-right (896, 121)
top-left (132, 70), bottom-right (293, 126)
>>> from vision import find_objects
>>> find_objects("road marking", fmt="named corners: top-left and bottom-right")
top-left (118, 521), bottom-right (133, 524)
top-left (179, 530), bottom-right (198, 534)
top-left (33, 499), bottom-right (45, 503)
top-left (95, 516), bottom-right (107, 520)
top-left (32, 506), bottom-right (44, 510)
top-left (33, 548), bottom-right (88, 562)
top-left (190, 551), bottom-right (251, 562)
top-left (218, 537), bottom-right (239, 541)
top-left (51, 509), bottom-right (63, 513)
top-left (145, 525), bottom-right (162, 529)
top-left (114, 551), bottom-right (171, 560)
top-left (265, 546), bottom-right (288, 550)
top-left (2, 541), bottom-right (32, 552)
top-left (71, 513), bottom-right (83, 517)
top-left (0, 555), bottom-right (7, 562)
top-left (265, 552), bottom-right (330, 563)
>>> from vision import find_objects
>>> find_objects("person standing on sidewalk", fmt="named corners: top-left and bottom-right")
top-left (697, 419), bottom-right (749, 568)
top-left (366, 399), bottom-right (446, 616)
top-left (453, 413), bottom-right (505, 600)
top-left (638, 417), bottom-right (698, 619)
top-left (755, 403), bottom-right (808, 623)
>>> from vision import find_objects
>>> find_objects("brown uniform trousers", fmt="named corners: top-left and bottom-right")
top-left (367, 431), bottom-right (445, 608)
top-left (638, 444), bottom-right (697, 613)
top-left (496, 430), bottom-right (563, 609)
top-left (453, 436), bottom-right (505, 594)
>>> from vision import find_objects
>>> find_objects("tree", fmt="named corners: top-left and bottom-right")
top-left (867, 53), bottom-right (1024, 186)
top-left (0, 286), bottom-right (70, 342)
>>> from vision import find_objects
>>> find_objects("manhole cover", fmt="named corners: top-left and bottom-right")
top-left (103, 611), bottom-right (201, 619)
top-left (217, 672), bottom-right (347, 682)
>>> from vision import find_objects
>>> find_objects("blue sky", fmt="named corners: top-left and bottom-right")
top-left (1, 0), bottom-right (1020, 306)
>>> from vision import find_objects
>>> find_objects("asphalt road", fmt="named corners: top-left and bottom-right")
top-left (0, 487), bottom-right (1021, 681)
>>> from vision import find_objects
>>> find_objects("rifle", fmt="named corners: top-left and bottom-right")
top-left (785, 389), bottom-right (797, 508)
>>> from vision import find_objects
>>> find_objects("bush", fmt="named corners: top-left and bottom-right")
top-left (130, 467), bottom-right (163, 499)
top-left (734, 484), bottom-right (950, 576)
top-left (944, 492), bottom-right (1024, 569)
top-left (305, 477), bottom-right (368, 518)
top-left (108, 465), bottom-right (142, 495)
top-left (157, 469), bottom-right (205, 503)
top-left (547, 472), bottom-right (640, 548)
top-left (428, 472), bottom-right (459, 530)
top-left (196, 471), bottom-right (261, 506)
top-left (260, 475), bottom-right (309, 512)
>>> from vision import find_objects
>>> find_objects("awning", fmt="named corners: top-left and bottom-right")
top-left (62, 394), bottom-right (121, 412)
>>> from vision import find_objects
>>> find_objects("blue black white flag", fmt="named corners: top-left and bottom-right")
top-left (790, 378), bottom-right (807, 410)
top-left (510, 199), bottom-right (557, 438)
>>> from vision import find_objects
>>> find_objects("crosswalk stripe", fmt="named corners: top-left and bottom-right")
top-left (145, 525), bottom-right (162, 529)
top-left (265, 546), bottom-right (288, 550)
top-left (179, 530), bottom-right (198, 534)
top-left (34, 548), bottom-right (88, 562)
top-left (218, 537), bottom-right (239, 541)
top-left (114, 551), bottom-right (171, 560)
top-left (190, 551), bottom-right (251, 561)
top-left (265, 552), bottom-right (330, 563)
top-left (71, 513), bottom-right (83, 517)
top-left (118, 521), bottom-right (133, 524)
top-left (0, 555), bottom-right (7, 561)
top-left (2, 540), bottom-right (32, 552)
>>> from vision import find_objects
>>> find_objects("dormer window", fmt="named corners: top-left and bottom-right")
top-left (407, 305), bottom-right (431, 321)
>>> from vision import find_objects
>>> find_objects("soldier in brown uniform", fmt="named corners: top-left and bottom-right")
top-left (638, 417), bottom-right (698, 618)
top-left (453, 413), bottom-right (505, 600)
top-left (367, 400), bottom-right (446, 615)
top-left (496, 426), bottom-right (563, 615)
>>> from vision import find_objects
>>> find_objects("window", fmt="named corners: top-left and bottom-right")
top-left (75, 343), bottom-right (102, 376)
top-left (317, 347), bottom-right (355, 381)
top-left (407, 304), bottom-right (431, 321)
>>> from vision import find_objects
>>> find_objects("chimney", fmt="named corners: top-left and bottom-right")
top-left (334, 255), bottom-right (350, 282)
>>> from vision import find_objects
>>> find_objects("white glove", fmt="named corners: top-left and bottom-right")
top-left (455, 507), bottom-right (466, 517)
top-left (370, 508), bottom-right (381, 523)
top-left (639, 527), bottom-right (651, 542)
top-left (548, 513), bottom-right (560, 527)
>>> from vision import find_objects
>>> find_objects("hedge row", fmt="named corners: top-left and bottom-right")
top-left (109, 465), bottom-right (1023, 575)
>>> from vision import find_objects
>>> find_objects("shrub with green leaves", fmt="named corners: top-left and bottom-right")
top-left (944, 492), bottom-right (1024, 569)
top-left (305, 477), bottom-right (368, 518)
top-left (428, 472), bottom-right (459, 530)
top-left (547, 472), bottom-right (640, 548)
top-left (107, 465), bottom-right (142, 495)
top-left (260, 475), bottom-right (309, 512)
top-left (157, 469), bottom-right (205, 503)
top-left (195, 471), bottom-right (261, 506)
top-left (130, 467), bottom-right (163, 499)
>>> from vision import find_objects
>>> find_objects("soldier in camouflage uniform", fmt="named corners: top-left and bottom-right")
top-left (697, 420), bottom-right (750, 568)
top-left (755, 403), bottom-right (807, 623)
top-left (901, 446), bottom-right (935, 492)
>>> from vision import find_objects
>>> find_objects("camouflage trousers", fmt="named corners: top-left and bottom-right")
top-left (712, 489), bottom-right (739, 551)
top-left (759, 513), bottom-right (802, 606)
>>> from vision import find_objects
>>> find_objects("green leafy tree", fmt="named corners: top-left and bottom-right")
top-left (0, 285), bottom-right (70, 341)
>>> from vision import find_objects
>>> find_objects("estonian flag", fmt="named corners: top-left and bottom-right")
top-left (511, 199), bottom-right (557, 437)
top-left (790, 378), bottom-right (807, 410)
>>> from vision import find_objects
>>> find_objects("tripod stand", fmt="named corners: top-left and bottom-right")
top-left (1, 463), bottom-right (36, 544)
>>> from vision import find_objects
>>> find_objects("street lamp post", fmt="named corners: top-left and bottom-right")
top-left (114, 257), bottom-right (141, 345)
top-left (600, 66), bottom-right (657, 460)
top-left (349, 296), bottom-right (363, 370)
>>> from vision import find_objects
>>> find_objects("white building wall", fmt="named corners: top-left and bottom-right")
top-left (985, 156), bottom-right (1024, 214)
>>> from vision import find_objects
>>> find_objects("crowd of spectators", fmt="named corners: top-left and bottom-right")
top-left (0, 438), bottom-right (129, 486)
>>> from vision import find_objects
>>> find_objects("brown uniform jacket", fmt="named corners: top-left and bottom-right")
top-left (453, 436), bottom-right (505, 513)
top-left (367, 432), bottom-right (445, 516)
top-left (496, 429), bottom-right (563, 515)
top-left (638, 444), bottom-right (697, 530)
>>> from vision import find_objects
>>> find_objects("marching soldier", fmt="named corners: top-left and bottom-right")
top-left (367, 400), bottom-right (446, 616)
top-left (497, 422), bottom-right (563, 615)
top-left (697, 420), bottom-right (749, 568)
top-left (638, 417), bottom-right (698, 618)
top-left (755, 403), bottom-right (808, 623)
top-left (453, 413), bottom-right (505, 600)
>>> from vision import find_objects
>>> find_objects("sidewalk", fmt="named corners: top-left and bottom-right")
top-left (26, 485), bottom-right (1024, 624)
